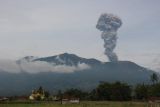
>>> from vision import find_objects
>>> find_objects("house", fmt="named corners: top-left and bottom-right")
top-left (148, 97), bottom-right (160, 103)
top-left (61, 97), bottom-right (80, 104)
top-left (29, 87), bottom-right (45, 101)
top-left (0, 97), bottom-right (9, 101)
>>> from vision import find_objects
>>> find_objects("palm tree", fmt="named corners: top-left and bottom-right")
top-left (150, 73), bottom-right (159, 85)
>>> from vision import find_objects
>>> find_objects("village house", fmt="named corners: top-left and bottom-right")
top-left (61, 95), bottom-right (80, 104)
top-left (148, 97), bottom-right (160, 103)
top-left (29, 87), bottom-right (45, 101)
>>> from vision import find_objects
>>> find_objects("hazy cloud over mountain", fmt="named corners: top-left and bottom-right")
top-left (0, 0), bottom-right (159, 71)
top-left (0, 60), bottom-right (90, 73)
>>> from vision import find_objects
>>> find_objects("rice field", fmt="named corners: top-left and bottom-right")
top-left (0, 101), bottom-right (159, 107)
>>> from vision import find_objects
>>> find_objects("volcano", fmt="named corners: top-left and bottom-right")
top-left (0, 53), bottom-right (155, 96)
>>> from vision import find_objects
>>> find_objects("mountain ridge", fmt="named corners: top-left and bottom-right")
top-left (33, 53), bottom-right (102, 66)
top-left (0, 53), bottom-right (156, 96)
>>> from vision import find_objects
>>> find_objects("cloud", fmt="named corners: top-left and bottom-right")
top-left (0, 60), bottom-right (90, 74)
top-left (0, 60), bottom-right (20, 73)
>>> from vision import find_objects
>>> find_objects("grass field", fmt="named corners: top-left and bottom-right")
top-left (0, 101), bottom-right (159, 107)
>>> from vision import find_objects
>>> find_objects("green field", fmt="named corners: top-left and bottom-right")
top-left (0, 101), bottom-right (159, 107)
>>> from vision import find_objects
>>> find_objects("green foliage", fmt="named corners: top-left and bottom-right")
top-left (149, 83), bottom-right (160, 97)
top-left (89, 89), bottom-right (98, 100)
top-left (37, 86), bottom-right (44, 94)
top-left (62, 88), bottom-right (88, 100)
top-left (0, 101), bottom-right (156, 107)
top-left (44, 91), bottom-right (50, 98)
top-left (57, 82), bottom-right (131, 101)
top-left (134, 82), bottom-right (160, 100)
top-left (90, 81), bottom-right (131, 101)
top-left (150, 73), bottom-right (159, 84)
top-left (134, 84), bottom-right (149, 100)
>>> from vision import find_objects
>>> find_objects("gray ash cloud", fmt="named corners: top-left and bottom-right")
top-left (96, 13), bottom-right (122, 62)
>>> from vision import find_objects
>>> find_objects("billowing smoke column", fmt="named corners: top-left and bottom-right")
top-left (96, 13), bottom-right (122, 62)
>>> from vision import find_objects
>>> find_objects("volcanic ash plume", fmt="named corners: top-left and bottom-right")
top-left (96, 13), bottom-right (122, 62)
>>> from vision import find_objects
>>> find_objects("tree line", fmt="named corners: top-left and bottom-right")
top-left (55, 73), bottom-right (160, 101)
top-left (7, 72), bottom-right (159, 101)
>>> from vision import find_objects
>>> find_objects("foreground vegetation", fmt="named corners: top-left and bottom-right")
top-left (25, 73), bottom-right (160, 101)
top-left (0, 101), bottom-right (159, 107)
top-left (1, 73), bottom-right (160, 107)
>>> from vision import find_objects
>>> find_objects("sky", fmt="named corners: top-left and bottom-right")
top-left (0, 0), bottom-right (160, 71)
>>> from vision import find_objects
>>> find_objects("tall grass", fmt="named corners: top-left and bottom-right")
top-left (0, 101), bottom-right (158, 107)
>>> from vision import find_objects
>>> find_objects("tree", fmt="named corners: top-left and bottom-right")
top-left (38, 86), bottom-right (44, 94)
top-left (134, 84), bottom-right (149, 100)
top-left (57, 90), bottom-right (62, 100)
top-left (63, 88), bottom-right (88, 100)
top-left (44, 91), bottom-right (50, 99)
top-left (95, 81), bottom-right (131, 101)
top-left (150, 73), bottom-right (159, 85)
top-left (89, 89), bottom-right (99, 101)
top-left (149, 83), bottom-right (160, 97)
